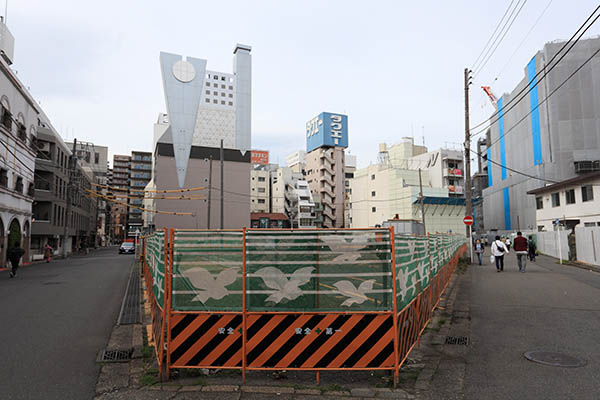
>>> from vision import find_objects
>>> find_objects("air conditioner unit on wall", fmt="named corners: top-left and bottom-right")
top-left (37, 141), bottom-right (51, 152)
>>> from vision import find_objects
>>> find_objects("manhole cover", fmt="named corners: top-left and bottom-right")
top-left (97, 349), bottom-right (132, 363)
top-left (524, 351), bottom-right (586, 368)
top-left (445, 336), bottom-right (470, 345)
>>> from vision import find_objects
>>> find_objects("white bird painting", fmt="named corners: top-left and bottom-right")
top-left (320, 236), bottom-right (364, 262)
top-left (334, 279), bottom-right (376, 307)
top-left (255, 266), bottom-right (314, 304)
top-left (396, 267), bottom-right (412, 300)
top-left (181, 267), bottom-right (239, 303)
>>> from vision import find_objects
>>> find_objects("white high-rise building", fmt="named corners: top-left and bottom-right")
top-left (152, 44), bottom-right (252, 229)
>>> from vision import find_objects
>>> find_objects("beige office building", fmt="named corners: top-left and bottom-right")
top-left (350, 139), bottom-right (465, 233)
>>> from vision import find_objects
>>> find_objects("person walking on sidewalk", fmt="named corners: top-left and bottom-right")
top-left (475, 239), bottom-right (484, 265)
top-left (44, 243), bottom-right (53, 263)
top-left (491, 235), bottom-right (509, 272)
top-left (513, 232), bottom-right (528, 272)
top-left (7, 244), bottom-right (25, 278)
top-left (505, 236), bottom-right (511, 251)
top-left (528, 236), bottom-right (537, 262)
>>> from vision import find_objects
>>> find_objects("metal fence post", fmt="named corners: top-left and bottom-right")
top-left (166, 228), bottom-right (174, 380)
top-left (242, 227), bottom-right (247, 383)
top-left (389, 227), bottom-right (399, 387)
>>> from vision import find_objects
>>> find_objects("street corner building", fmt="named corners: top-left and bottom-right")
top-left (483, 37), bottom-right (600, 232)
top-left (151, 44), bottom-right (252, 229)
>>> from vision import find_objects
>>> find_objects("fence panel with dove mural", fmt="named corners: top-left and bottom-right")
top-left (171, 230), bottom-right (244, 311)
top-left (244, 229), bottom-right (393, 312)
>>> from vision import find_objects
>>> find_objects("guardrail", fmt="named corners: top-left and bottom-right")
top-left (141, 228), bottom-right (466, 385)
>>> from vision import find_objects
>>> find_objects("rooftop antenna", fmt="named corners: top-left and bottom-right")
top-left (4, 0), bottom-right (7, 25)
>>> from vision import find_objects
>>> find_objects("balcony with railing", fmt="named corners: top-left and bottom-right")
top-left (444, 168), bottom-right (463, 177)
top-left (448, 185), bottom-right (464, 194)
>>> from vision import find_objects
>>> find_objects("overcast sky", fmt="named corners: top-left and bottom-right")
top-left (8, 0), bottom-right (600, 169)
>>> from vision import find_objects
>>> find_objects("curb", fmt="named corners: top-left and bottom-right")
top-left (133, 383), bottom-right (414, 399)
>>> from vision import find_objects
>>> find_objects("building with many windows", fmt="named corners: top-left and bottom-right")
top-left (250, 167), bottom-right (270, 214)
top-left (111, 154), bottom-right (130, 242)
top-left (304, 112), bottom-right (348, 228)
top-left (128, 151), bottom-right (152, 236)
top-left (66, 140), bottom-right (108, 245)
top-left (350, 139), bottom-right (465, 233)
top-left (151, 44), bottom-right (252, 229)
top-left (0, 23), bottom-right (37, 264)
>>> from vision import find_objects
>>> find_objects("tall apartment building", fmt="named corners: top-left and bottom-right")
top-left (250, 150), bottom-right (272, 214)
top-left (111, 155), bottom-right (130, 242)
top-left (250, 167), bottom-right (270, 213)
top-left (128, 151), bottom-right (152, 236)
top-left (304, 112), bottom-right (348, 228)
top-left (152, 44), bottom-right (252, 229)
top-left (483, 37), bottom-right (600, 231)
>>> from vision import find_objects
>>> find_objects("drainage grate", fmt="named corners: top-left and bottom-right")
top-left (98, 349), bottom-right (132, 363)
top-left (445, 336), bottom-right (471, 345)
top-left (118, 263), bottom-right (141, 325)
top-left (43, 281), bottom-right (64, 285)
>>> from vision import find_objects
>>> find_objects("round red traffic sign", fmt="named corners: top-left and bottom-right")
top-left (463, 216), bottom-right (474, 225)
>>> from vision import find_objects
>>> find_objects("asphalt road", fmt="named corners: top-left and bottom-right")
top-left (464, 255), bottom-right (600, 399)
top-left (0, 248), bottom-right (134, 400)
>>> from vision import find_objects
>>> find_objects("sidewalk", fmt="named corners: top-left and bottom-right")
top-left (0, 246), bottom-right (117, 271)
top-left (417, 253), bottom-right (600, 400)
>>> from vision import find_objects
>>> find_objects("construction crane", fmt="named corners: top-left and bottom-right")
top-left (481, 86), bottom-right (498, 106)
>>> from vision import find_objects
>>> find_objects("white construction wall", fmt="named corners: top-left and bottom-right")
top-left (575, 227), bottom-right (600, 266)
top-left (536, 230), bottom-right (569, 260)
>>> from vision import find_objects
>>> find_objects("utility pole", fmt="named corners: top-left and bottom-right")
top-left (464, 68), bottom-right (473, 262)
top-left (220, 139), bottom-right (224, 229)
top-left (207, 155), bottom-right (212, 229)
top-left (63, 139), bottom-right (77, 258)
top-left (418, 168), bottom-right (426, 234)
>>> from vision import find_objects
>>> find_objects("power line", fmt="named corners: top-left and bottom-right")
top-left (469, 4), bottom-right (600, 135)
top-left (486, 44), bottom-right (600, 151)
top-left (493, 0), bottom-right (554, 84)
top-left (0, 137), bottom-right (36, 179)
top-left (473, 0), bottom-right (529, 78)
top-left (468, 147), bottom-right (558, 184)
top-left (471, 0), bottom-right (518, 70)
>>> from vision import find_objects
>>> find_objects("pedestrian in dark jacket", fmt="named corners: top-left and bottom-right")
top-left (528, 236), bottom-right (537, 262)
top-left (7, 244), bottom-right (25, 278)
top-left (513, 232), bottom-right (528, 272)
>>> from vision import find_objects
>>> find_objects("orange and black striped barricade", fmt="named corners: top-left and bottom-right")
top-left (243, 228), bottom-right (396, 377)
top-left (165, 230), bottom-right (245, 375)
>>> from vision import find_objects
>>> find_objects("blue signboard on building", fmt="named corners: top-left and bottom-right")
top-left (306, 112), bottom-right (348, 152)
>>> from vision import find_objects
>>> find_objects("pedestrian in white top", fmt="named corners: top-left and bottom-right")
top-left (491, 235), bottom-right (510, 272)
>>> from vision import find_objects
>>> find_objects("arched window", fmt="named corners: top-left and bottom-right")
top-left (0, 95), bottom-right (11, 131)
